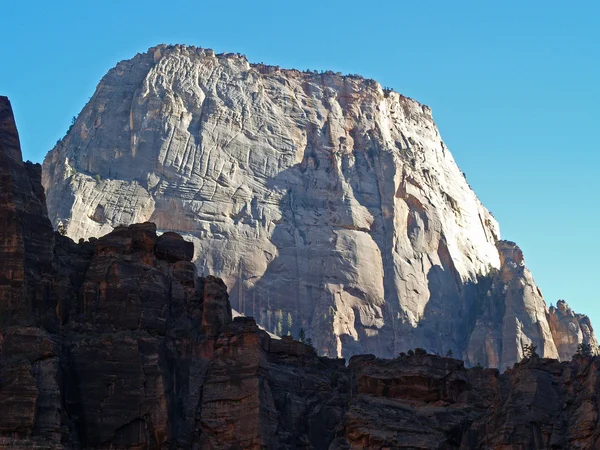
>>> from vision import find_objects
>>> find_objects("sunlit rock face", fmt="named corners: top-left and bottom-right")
top-left (42, 45), bottom-right (595, 366)
top-left (5, 94), bottom-right (600, 448)
top-left (465, 241), bottom-right (561, 369)
top-left (549, 299), bottom-right (599, 361)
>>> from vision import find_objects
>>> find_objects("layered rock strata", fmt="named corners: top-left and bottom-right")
top-left (42, 45), bottom-right (597, 366)
top-left (2, 97), bottom-right (600, 448)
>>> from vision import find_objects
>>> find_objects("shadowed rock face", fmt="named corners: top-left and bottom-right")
top-left (2, 97), bottom-right (600, 448)
top-left (42, 45), bottom-right (596, 365)
top-left (0, 96), bottom-right (55, 328)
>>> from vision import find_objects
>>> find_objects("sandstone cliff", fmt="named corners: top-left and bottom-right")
top-left (41, 46), bottom-right (596, 367)
top-left (549, 299), bottom-right (597, 361)
top-left (0, 96), bottom-right (55, 327)
top-left (2, 97), bottom-right (600, 448)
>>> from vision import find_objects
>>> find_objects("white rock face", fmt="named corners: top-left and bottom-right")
top-left (43, 45), bottom-right (596, 366)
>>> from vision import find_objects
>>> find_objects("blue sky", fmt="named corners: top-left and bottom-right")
top-left (3, 1), bottom-right (599, 328)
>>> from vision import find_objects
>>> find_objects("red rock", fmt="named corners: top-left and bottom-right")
top-left (3, 96), bottom-right (600, 449)
top-left (0, 96), bottom-right (55, 328)
top-left (155, 231), bottom-right (194, 263)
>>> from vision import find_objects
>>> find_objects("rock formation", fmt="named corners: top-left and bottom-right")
top-left (0, 96), bottom-right (55, 327)
top-left (464, 241), bottom-right (598, 368)
top-left (549, 299), bottom-right (597, 361)
top-left (39, 45), bottom-right (597, 367)
top-left (3, 96), bottom-right (600, 448)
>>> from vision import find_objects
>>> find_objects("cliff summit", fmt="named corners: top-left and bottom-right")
top-left (41, 45), bottom-right (597, 367)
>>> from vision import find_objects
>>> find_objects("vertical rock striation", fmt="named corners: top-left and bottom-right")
top-left (0, 96), bottom-right (55, 326)
top-left (0, 96), bottom-right (61, 449)
top-left (41, 45), bottom-right (596, 367)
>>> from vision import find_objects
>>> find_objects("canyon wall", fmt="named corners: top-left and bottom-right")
top-left (41, 47), bottom-right (596, 367)
top-left (1, 96), bottom-right (599, 448)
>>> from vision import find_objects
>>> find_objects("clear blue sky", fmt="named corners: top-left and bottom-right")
top-left (3, 1), bottom-right (599, 328)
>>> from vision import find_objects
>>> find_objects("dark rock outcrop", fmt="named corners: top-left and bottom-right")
top-left (0, 96), bottom-right (55, 327)
top-left (340, 354), bottom-right (600, 449)
top-left (3, 96), bottom-right (600, 448)
top-left (0, 96), bottom-right (61, 449)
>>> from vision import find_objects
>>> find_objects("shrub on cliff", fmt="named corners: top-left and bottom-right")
top-left (576, 343), bottom-right (593, 357)
top-left (522, 343), bottom-right (538, 359)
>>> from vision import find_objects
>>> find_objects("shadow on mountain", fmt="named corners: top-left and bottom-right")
top-left (226, 120), bottom-right (489, 360)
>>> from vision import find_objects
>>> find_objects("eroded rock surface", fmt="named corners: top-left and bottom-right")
top-left (549, 299), bottom-right (599, 361)
top-left (0, 97), bottom-right (62, 449)
top-left (2, 97), bottom-right (600, 448)
top-left (0, 96), bottom-right (55, 327)
top-left (42, 45), bottom-right (596, 366)
top-left (340, 353), bottom-right (600, 449)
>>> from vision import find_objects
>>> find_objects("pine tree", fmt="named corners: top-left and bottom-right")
top-left (522, 343), bottom-right (538, 359)
top-left (276, 310), bottom-right (283, 336)
top-left (57, 221), bottom-right (67, 236)
top-left (577, 343), bottom-right (593, 357)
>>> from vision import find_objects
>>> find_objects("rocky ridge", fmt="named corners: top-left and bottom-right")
top-left (42, 45), bottom-right (597, 367)
top-left (2, 96), bottom-right (600, 448)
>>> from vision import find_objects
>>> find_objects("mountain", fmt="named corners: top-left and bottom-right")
top-left (7, 94), bottom-right (600, 448)
top-left (3, 95), bottom-right (600, 448)
top-left (42, 45), bottom-right (597, 367)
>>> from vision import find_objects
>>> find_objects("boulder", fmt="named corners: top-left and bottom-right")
top-left (155, 231), bottom-right (194, 263)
